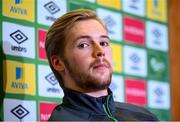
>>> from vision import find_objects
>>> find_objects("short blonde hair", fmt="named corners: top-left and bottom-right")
top-left (45, 9), bottom-right (107, 88)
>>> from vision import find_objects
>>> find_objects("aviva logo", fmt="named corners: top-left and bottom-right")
top-left (3, 60), bottom-right (35, 95)
top-left (147, 0), bottom-right (167, 22)
top-left (111, 43), bottom-right (122, 73)
top-left (15, 0), bottom-right (23, 4)
top-left (16, 67), bottom-right (23, 80)
top-left (2, 0), bottom-right (35, 22)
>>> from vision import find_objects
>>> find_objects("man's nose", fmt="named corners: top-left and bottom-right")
top-left (93, 42), bottom-right (105, 58)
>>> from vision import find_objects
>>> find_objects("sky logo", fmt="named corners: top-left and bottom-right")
top-left (16, 67), bottom-right (22, 80)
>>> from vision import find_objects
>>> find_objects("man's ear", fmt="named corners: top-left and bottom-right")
top-left (51, 55), bottom-right (65, 72)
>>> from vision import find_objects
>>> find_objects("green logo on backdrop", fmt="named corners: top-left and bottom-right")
top-left (148, 50), bottom-right (169, 80)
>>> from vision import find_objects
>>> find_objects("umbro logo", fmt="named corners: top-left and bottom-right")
top-left (10, 30), bottom-right (28, 44)
top-left (154, 87), bottom-right (163, 97)
top-left (45, 73), bottom-right (58, 86)
top-left (129, 0), bottom-right (138, 9)
top-left (103, 16), bottom-right (116, 34)
top-left (44, 1), bottom-right (60, 15)
top-left (130, 53), bottom-right (140, 63)
top-left (11, 104), bottom-right (29, 119)
top-left (152, 29), bottom-right (161, 38)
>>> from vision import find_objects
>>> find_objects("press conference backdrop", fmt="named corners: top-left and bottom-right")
top-left (0, 0), bottom-right (171, 121)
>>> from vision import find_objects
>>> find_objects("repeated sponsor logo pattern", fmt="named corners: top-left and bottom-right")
top-left (111, 43), bottom-right (122, 73)
top-left (38, 65), bottom-right (64, 98)
top-left (97, 0), bottom-right (121, 10)
top-left (3, 60), bottom-right (36, 95)
top-left (124, 16), bottom-right (145, 45)
top-left (37, 0), bottom-right (67, 26)
top-left (3, 99), bottom-right (36, 121)
top-left (122, 0), bottom-right (145, 16)
top-left (124, 46), bottom-right (147, 77)
top-left (39, 102), bottom-right (58, 121)
top-left (1, 0), bottom-right (170, 121)
top-left (97, 8), bottom-right (122, 42)
top-left (10, 30), bottom-right (28, 44)
top-left (2, 0), bottom-right (35, 21)
top-left (44, 1), bottom-right (60, 15)
top-left (38, 29), bottom-right (47, 60)
top-left (3, 21), bottom-right (35, 58)
top-left (148, 80), bottom-right (170, 109)
top-left (146, 21), bottom-right (168, 51)
top-left (147, 0), bottom-right (167, 22)
top-left (11, 104), bottom-right (30, 119)
top-left (125, 78), bottom-right (147, 106)
top-left (45, 73), bottom-right (58, 86)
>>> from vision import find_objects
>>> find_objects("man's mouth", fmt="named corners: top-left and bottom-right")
top-left (93, 63), bottom-right (109, 70)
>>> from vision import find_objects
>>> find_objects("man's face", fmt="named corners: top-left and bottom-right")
top-left (63, 19), bottom-right (112, 92)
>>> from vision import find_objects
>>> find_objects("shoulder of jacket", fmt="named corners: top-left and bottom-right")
top-left (115, 102), bottom-right (154, 115)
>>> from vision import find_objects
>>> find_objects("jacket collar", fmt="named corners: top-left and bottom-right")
top-left (62, 88), bottom-right (115, 115)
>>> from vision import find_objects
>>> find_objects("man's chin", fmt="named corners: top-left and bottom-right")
top-left (93, 72), bottom-right (111, 80)
top-left (76, 75), bottom-right (111, 91)
top-left (91, 76), bottom-right (111, 87)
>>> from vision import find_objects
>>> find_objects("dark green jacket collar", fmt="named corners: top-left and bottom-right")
top-left (62, 87), bottom-right (115, 115)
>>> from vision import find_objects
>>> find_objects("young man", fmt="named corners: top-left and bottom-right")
top-left (45, 9), bottom-right (158, 121)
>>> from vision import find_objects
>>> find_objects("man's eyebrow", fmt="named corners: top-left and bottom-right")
top-left (75, 35), bottom-right (91, 41)
top-left (74, 35), bottom-right (110, 42)
top-left (100, 35), bottom-right (110, 40)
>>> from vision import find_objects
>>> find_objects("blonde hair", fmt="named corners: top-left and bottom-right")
top-left (45, 9), bottom-right (106, 88)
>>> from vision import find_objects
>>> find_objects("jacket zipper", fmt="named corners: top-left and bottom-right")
top-left (103, 95), bottom-right (118, 122)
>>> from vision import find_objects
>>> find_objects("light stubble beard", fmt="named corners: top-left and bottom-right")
top-left (64, 58), bottom-right (112, 92)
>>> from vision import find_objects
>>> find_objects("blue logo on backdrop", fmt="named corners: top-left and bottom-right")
top-left (129, 53), bottom-right (140, 70)
top-left (11, 104), bottom-right (29, 119)
top-left (15, 0), bottom-right (22, 4)
top-left (10, 30), bottom-right (28, 44)
top-left (45, 73), bottom-right (60, 93)
top-left (154, 87), bottom-right (164, 104)
top-left (45, 73), bottom-right (58, 86)
top-left (16, 67), bottom-right (22, 80)
top-left (152, 29), bottom-right (161, 45)
top-left (153, 0), bottom-right (159, 7)
top-left (129, 0), bottom-right (139, 10)
top-left (44, 1), bottom-right (60, 15)
top-left (103, 16), bottom-right (116, 34)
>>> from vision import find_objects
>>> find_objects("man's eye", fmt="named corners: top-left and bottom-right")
top-left (100, 42), bottom-right (109, 47)
top-left (78, 43), bottom-right (89, 48)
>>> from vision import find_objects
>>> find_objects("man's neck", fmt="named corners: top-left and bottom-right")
top-left (65, 85), bottom-right (108, 97)
top-left (63, 76), bottom-right (109, 97)
top-left (85, 89), bottom-right (108, 97)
